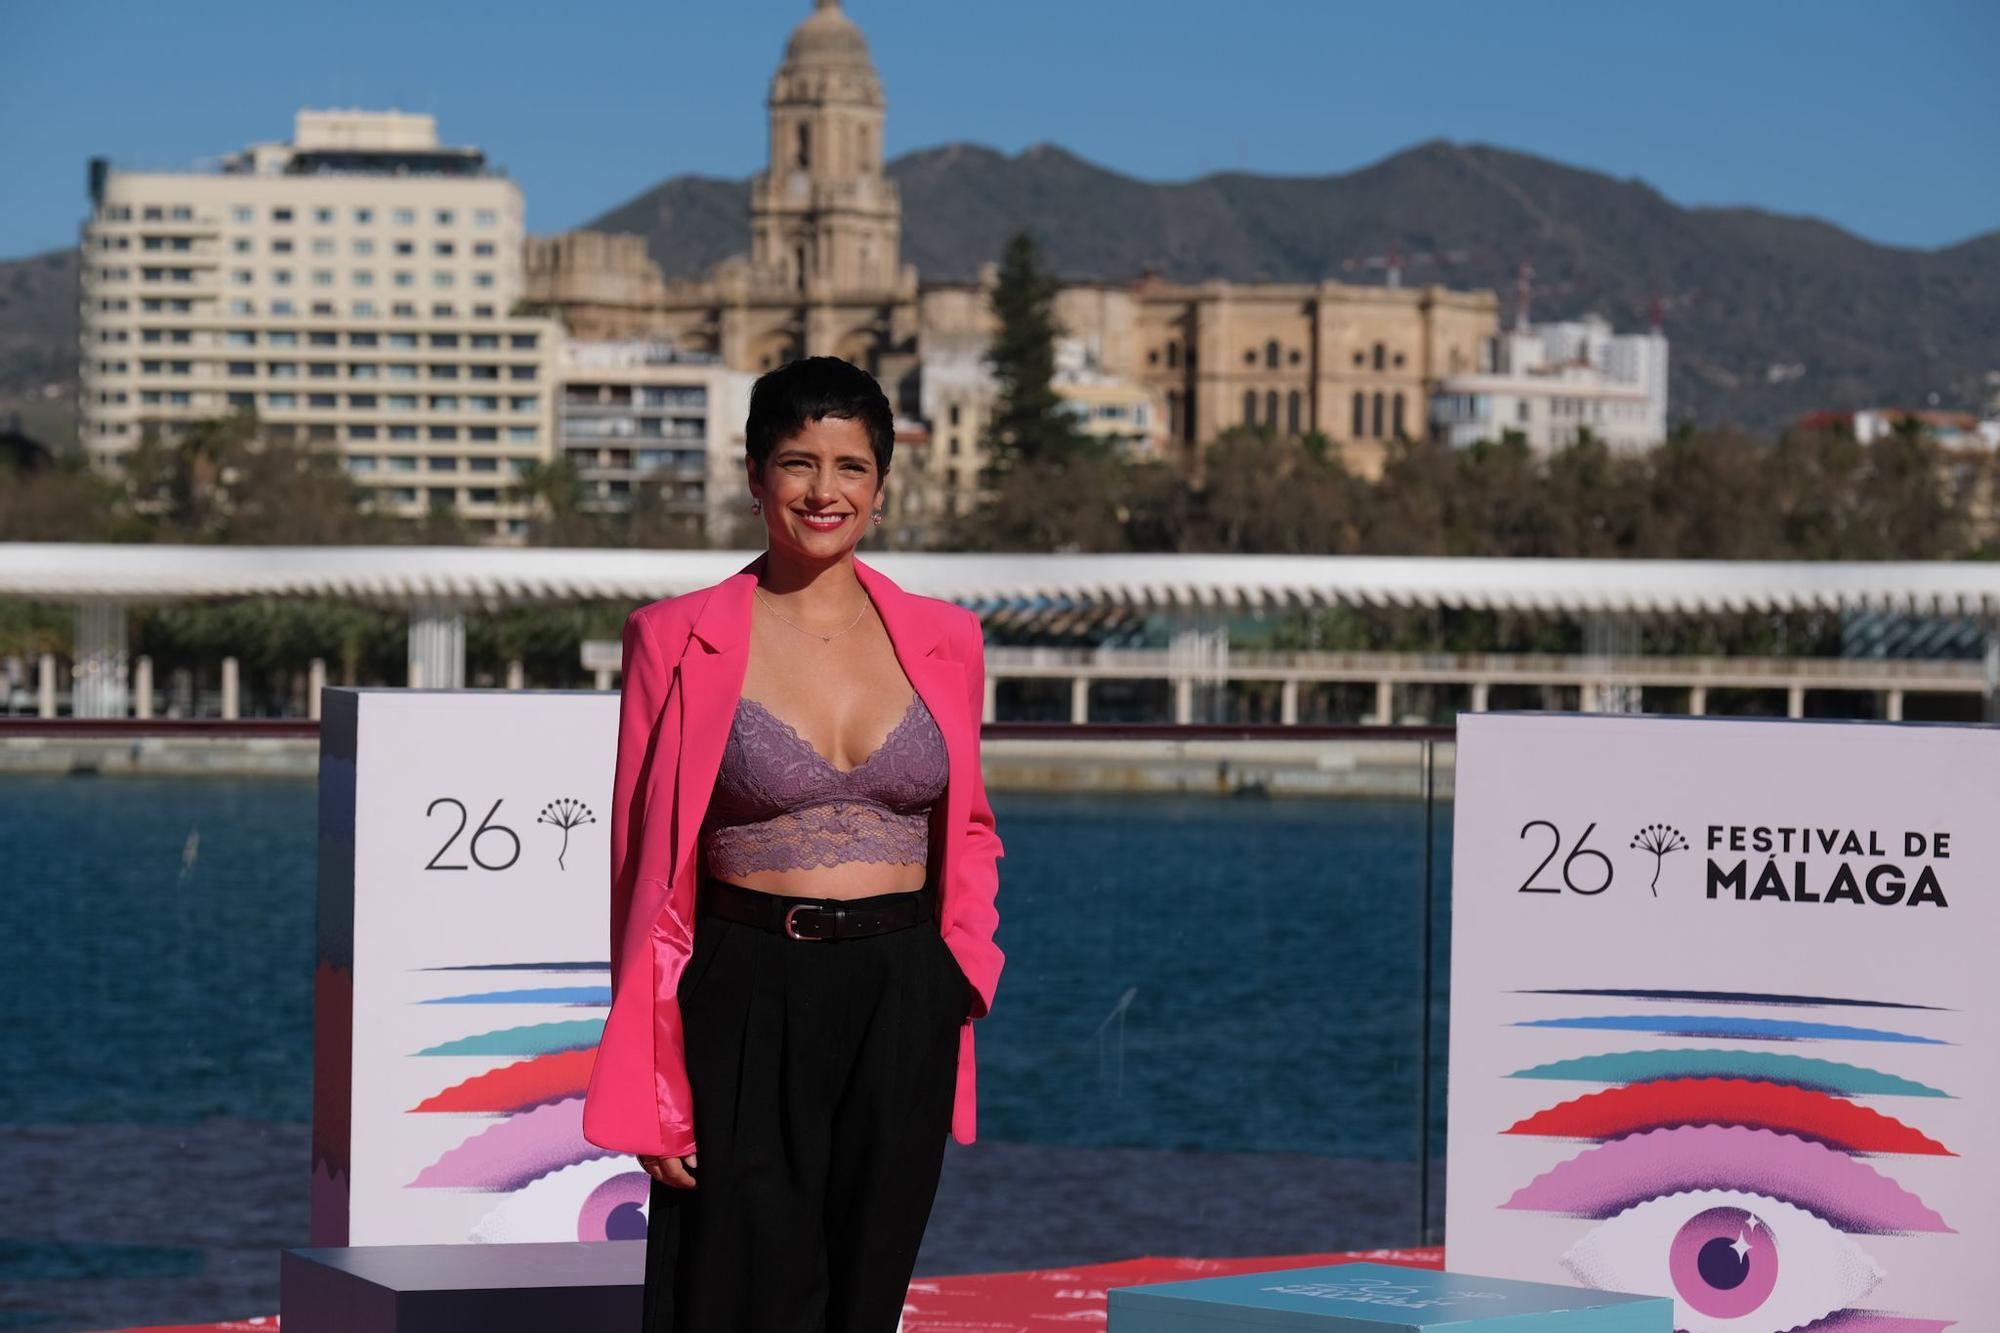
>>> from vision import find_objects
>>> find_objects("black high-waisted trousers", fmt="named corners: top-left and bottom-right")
top-left (640, 885), bottom-right (966, 1333)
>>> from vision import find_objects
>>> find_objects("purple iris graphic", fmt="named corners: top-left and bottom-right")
top-left (1671, 1206), bottom-right (1778, 1318)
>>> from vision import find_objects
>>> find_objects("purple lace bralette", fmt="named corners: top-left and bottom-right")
top-left (700, 692), bottom-right (948, 878)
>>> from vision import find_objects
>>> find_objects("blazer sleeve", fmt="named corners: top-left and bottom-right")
top-left (584, 606), bottom-right (693, 1158)
top-left (945, 605), bottom-right (1005, 1020)
top-left (606, 609), bottom-right (667, 992)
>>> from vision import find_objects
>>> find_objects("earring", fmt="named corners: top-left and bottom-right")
top-left (872, 510), bottom-right (883, 526)
top-left (750, 498), bottom-right (762, 515)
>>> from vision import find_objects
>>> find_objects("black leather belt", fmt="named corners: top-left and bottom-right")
top-left (702, 878), bottom-right (936, 942)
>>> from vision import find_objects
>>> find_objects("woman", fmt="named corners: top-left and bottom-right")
top-left (582, 356), bottom-right (1005, 1332)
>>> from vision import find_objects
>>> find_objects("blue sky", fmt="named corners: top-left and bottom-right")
top-left (4, 0), bottom-right (1995, 260)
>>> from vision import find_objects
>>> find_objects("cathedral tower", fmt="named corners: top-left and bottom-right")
top-left (750, 0), bottom-right (904, 299)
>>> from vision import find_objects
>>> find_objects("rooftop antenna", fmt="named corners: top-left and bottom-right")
top-left (1514, 259), bottom-right (1533, 332)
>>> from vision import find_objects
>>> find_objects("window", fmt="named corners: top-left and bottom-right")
top-left (434, 240), bottom-right (455, 257)
top-left (309, 363), bottom-right (337, 378)
top-left (231, 237), bottom-right (252, 255)
top-left (393, 302), bottom-right (417, 318)
top-left (1351, 391), bottom-right (1365, 437)
top-left (313, 207), bottom-right (334, 225)
top-left (509, 395), bottom-right (537, 412)
top-left (350, 363), bottom-right (379, 379)
top-left (1392, 392), bottom-right (1406, 438)
top-left (349, 394), bottom-right (378, 409)
top-left (470, 364), bottom-right (500, 380)
top-left (389, 364), bottom-right (418, 380)
top-left (1289, 349), bottom-right (1303, 366)
top-left (388, 487), bottom-right (419, 504)
top-left (309, 393), bottom-right (337, 408)
top-left (393, 271), bottom-right (414, 288)
top-left (312, 238), bottom-right (335, 256)
top-left (393, 208), bottom-right (415, 225)
top-left (469, 429), bottom-right (499, 445)
top-left (473, 272), bottom-right (494, 288)
top-left (232, 205), bottom-right (253, 223)
top-left (268, 362), bottom-right (298, 377)
top-left (1393, 352), bottom-right (1406, 369)
top-left (431, 363), bottom-right (459, 380)
top-left (390, 427), bottom-right (420, 444)
top-left (393, 240), bottom-right (414, 257)
top-left (432, 303), bottom-right (454, 317)
top-left (1243, 349), bottom-right (1256, 366)
top-left (432, 271), bottom-right (454, 287)
top-left (430, 395), bottom-right (459, 411)
top-left (268, 392), bottom-right (297, 408)
top-left (473, 241), bottom-right (495, 258)
top-left (474, 208), bottom-right (497, 227)
top-left (1242, 389), bottom-right (1256, 425)
top-left (353, 239), bottom-right (375, 257)
top-left (352, 300), bottom-right (375, 317)
top-left (388, 394), bottom-right (419, 410)
top-left (509, 333), bottom-right (537, 350)
top-left (388, 333), bottom-right (419, 348)
top-left (228, 392), bottom-right (255, 409)
top-left (229, 299), bottom-right (255, 316)
top-left (507, 364), bottom-right (536, 381)
top-left (470, 333), bottom-right (499, 349)
top-left (226, 330), bottom-right (257, 346)
top-left (428, 426), bottom-right (459, 442)
top-left (353, 271), bottom-right (374, 286)
top-left (231, 269), bottom-right (254, 285)
top-left (170, 205), bottom-right (192, 221)
top-left (309, 331), bottom-right (338, 347)
top-left (227, 361), bottom-right (255, 376)
top-left (1287, 391), bottom-right (1302, 436)
top-left (435, 209), bottom-right (455, 226)
top-left (346, 453), bottom-right (377, 469)
top-left (269, 331), bottom-right (298, 347)
top-left (271, 299), bottom-right (294, 315)
top-left (313, 270), bottom-right (335, 286)
top-left (1371, 391), bottom-right (1385, 438)
top-left (1372, 342), bottom-right (1385, 371)
top-left (508, 426), bottom-right (537, 443)
top-left (388, 451), bottom-right (419, 467)
top-left (469, 488), bottom-right (499, 504)
top-left (468, 394), bottom-right (499, 411)
top-left (142, 206), bottom-right (164, 221)
top-left (272, 269), bottom-right (293, 285)
top-left (472, 304), bottom-right (495, 318)
top-left (354, 207), bottom-right (373, 225)
top-left (1265, 339), bottom-right (1280, 369)
top-left (350, 332), bottom-right (378, 347)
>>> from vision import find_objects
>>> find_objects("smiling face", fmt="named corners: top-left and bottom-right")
top-left (746, 413), bottom-right (886, 562)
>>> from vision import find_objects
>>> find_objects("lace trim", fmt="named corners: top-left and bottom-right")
top-left (736, 693), bottom-right (924, 776)
top-left (706, 801), bottom-right (931, 876)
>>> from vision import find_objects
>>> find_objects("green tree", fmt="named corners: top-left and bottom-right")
top-left (980, 231), bottom-right (1088, 473)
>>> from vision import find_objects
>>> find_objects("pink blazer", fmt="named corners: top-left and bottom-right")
top-left (581, 555), bottom-right (1005, 1158)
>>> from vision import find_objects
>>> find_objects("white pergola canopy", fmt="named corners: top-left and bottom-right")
top-left (5, 545), bottom-right (2000, 619)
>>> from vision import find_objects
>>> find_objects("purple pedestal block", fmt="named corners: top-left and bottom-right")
top-left (281, 1240), bottom-right (643, 1333)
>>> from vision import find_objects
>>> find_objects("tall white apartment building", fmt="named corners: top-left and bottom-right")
top-left (78, 110), bottom-right (561, 540)
top-left (554, 339), bottom-right (755, 542)
top-left (1430, 315), bottom-right (1670, 454)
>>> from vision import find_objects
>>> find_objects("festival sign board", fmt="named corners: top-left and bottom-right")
top-left (314, 687), bottom-right (644, 1247)
top-left (1446, 712), bottom-right (1996, 1333)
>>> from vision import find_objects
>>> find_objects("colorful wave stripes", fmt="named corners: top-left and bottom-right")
top-left (410, 1048), bottom-right (593, 1113)
top-left (1507, 1049), bottom-right (1950, 1099)
top-left (1505, 1078), bottom-right (1953, 1155)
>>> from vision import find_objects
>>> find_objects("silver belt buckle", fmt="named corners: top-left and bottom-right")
top-left (784, 903), bottom-right (830, 941)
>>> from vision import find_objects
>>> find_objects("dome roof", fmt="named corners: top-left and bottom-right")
top-left (783, 0), bottom-right (875, 69)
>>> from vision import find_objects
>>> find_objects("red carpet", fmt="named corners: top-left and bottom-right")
top-left (93, 1249), bottom-right (1446, 1333)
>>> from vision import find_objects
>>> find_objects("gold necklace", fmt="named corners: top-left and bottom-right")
top-left (754, 585), bottom-right (869, 643)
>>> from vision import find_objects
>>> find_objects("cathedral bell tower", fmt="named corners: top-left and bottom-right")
top-left (750, 0), bottom-right (903, 299)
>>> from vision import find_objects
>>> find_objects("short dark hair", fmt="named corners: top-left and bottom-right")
top-left (745, 356), bottom-right (894, 474)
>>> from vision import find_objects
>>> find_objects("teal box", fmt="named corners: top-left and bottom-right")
top-left (1107, 1263), bottom-right (1673, 1332)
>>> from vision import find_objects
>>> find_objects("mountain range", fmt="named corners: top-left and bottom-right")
top-left (5, 139), bottom-right (1994, 448)
top-left (587, 139), bottom-right (2000, 433)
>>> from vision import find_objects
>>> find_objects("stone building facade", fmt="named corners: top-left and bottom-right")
top-left (524, 0), bottom-right (1503, 517)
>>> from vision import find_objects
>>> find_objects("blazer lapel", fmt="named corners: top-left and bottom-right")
top-left (668, 565), bottom-right (757, 885)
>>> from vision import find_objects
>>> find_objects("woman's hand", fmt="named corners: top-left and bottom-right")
top-left (638, 1153), bottom-right (698, 1189)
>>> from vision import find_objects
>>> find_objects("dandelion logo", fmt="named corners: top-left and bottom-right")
top-left (536, 798), bottom-right (597, 870)
top-left (1630, 822), bottom-right (1689, 896)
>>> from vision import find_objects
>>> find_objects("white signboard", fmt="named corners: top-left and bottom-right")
top-left (313, 687), bottom-right (644, 1246)
top-left (1447, 713), bottom-right (1996, 1333)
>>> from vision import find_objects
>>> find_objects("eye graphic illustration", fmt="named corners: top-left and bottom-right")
top-left (1563, 1193), bottom-right (1879, 1331)
top-left (469, 1155), bottom-right (649, 1243)
top-left (1497, 984), bottom-right (1959, 1332)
